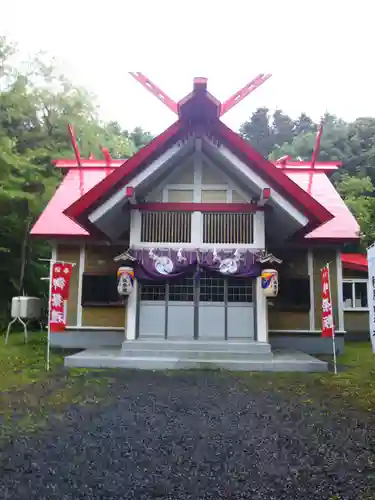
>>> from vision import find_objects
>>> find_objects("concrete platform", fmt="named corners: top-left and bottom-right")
top-left (64, 341), bottom-right (328, 372)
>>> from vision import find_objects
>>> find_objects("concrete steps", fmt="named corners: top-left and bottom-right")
top-left (121, 340), bottom-right (272, 359)
top-left (64, 340), bottom-right (328, 372)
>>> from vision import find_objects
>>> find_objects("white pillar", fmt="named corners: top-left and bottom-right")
top-left (307, 249), bottom-right (316, 331)
top-left (256, 277), bottom-right (268, 343)
top-left (124, 279), bottom-right (138, 341)
top-left (123, 209), bottom-right (141, 343)
top-left (76, 244), bottom-right (85, 327)
top-left (254, 211), bottom-right (265, 249)
top-left (336, 250), bottom-right (345, 332)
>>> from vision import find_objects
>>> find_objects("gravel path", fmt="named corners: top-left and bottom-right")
top-left (0, 371), bottom-right (374, 499)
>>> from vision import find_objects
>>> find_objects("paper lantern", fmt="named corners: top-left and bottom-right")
top-left (117, 266), bottom-right (135, 295)
top-left (261, 269), bottom-right (278, 297)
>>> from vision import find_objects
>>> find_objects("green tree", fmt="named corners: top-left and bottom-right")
top-left (346, 117), bottom-right (375, 181)
top-left (271, 109), bottom-right (295, 149)
top-left (268, 113), bottom-right (352, 169)
top-left (334, 174), bottom-right (375, 248)
top-left (239, 107), bottom-right (274, 156)
top-left (294, 112), bottom-right (315, 136)
top-left (0, 37), bottom-right (150, 329)
top-left (127, 126), bottom-right (153, 150)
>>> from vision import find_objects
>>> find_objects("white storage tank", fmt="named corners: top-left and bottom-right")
top-left (11, 297), bottom-right (42, 319)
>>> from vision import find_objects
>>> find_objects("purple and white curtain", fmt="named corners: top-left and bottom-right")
top-left (132, 248), bottom-right (261, 282)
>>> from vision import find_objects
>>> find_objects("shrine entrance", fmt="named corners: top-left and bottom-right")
top-left (137, 272), bottom-right (255, 340)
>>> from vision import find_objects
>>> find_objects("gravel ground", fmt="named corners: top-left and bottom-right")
top-left (0, 371), bottom-right (374, 500)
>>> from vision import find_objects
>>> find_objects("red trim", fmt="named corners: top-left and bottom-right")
top-left (341, 253), bottom-right (368, 272)
top-left (64, 120), bottom-right (182, 222)
top-left (215, 121), bottom-right (334, 229)
top-left (132, 202), bottom-right (262, 213)
top-left (344, 262), bottom-right (368, 272)
top-left (311, 124), bottom-right (323, 169)
top-left (101, 147), bottom-right (112, 166)
top-left (55, 160), bottom-right (340, 172)
top-left (274, 167), bottom-right (338, 173)
top-left (129, 72), bottom-right (178, 114)
top-left (67, 124), bottom-right (82, 166)
top-left (220, 74), bottom-right (272, 116)
top-left (54, 159), bottom-right (126, 168)
top-left (277, 155), bottom-right (291, 166)
top-left (273, 161), bottom-right (341, 167)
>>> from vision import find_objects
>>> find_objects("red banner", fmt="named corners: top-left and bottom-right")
top-left (49, 262), bottom-right (73, 332)
top-left (321, 265), bottom-right (334, 338)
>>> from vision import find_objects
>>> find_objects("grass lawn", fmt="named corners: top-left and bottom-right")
top-left (0, 332), bottom-right (374, 441)
top-left (0, 332), bottom-right (114, 440)
top-left (249, 342), bottom-right (375, 413)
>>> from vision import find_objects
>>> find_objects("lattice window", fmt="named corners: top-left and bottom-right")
top-left (199, 272), bottom-right (224, 302)
top-left (141, 212), bottom-right (191, 243)
top-left (169, 276), bottom-right (195, 301)
top-left (202, 213), bottom-right (253, 244)
top-left (227, 277), bottom-right (253, 303)
top-left (140, 273), bottom-right (253, 303)
top-left (140, 281), bottom-right (166, 301)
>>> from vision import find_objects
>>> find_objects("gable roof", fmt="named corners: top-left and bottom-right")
top-left (62, 122), bottom-right (334, 236)
top-left (286, 172), bottom-right (360, 241)
top-left (30, 160), bottom-right (359, 242)
top-left (63, 121), bottom-right (182, 233)
top-left (341, 253), bottom-right (367, 272)
top-left (31, 80), bottom-right (359, 243)
top-left (31, 168), bottom-right (114, 238)
top-left (215, 121), bottom-right (333, 227)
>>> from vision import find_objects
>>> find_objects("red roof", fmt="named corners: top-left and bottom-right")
top-left (31, 168), bottom-right (115, 238)
top-left (31, 164), bottom-right (359, 241)
top-left (286, 172), bottom-right (360, 241)
top-left (31, 82), bottom-right (360, 242)
top-left (341, 253), bottom-right (368, 272)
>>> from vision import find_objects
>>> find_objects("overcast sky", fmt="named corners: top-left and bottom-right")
top-left (1, 0), bottom-right (374, 134)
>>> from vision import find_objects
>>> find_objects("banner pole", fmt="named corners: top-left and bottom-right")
top-left (327, 262), bottom-right (338, 375)
top-left (40, 258), bottom-right (76, 372)
top-left (46, 259), bottom-right (53, 372)
top-left (367, 244), bottom-right (375, 353)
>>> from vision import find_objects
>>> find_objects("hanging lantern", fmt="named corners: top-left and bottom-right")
top-left (117, 266), bottom-right (135, 296)
top-left (261, 268), bottom-right (279, 297)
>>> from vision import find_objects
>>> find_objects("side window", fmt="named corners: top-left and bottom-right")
top-left (343, 280), bottom-right (368, 309)
top-left (82, 274), bottom-right (122, 306)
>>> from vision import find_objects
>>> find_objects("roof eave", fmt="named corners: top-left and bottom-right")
top-left (64, 120), bottom-right (183, 223)
top-left (215, 121), bottom-right (334, 227)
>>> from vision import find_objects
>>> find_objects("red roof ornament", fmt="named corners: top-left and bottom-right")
top-left (128, 72), bottom-right (272, 118)
top-left (67, 124), bottom-right (82, 166)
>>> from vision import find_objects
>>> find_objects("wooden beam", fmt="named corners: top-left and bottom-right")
top-left (131, 202), bottom-right (264, 213)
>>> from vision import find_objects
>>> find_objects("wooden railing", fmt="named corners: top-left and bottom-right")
top-left (141, 211), bottom-right (192, 243)
top-left (140, 211), bottom-right (254, 244)
top-left (202, 212), bottom-right (253, 244)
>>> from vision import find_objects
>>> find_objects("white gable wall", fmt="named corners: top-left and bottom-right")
top-left (145, 153), bottom-right (253, 204)
top-left (87, 135), bottom-right (312, 243)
